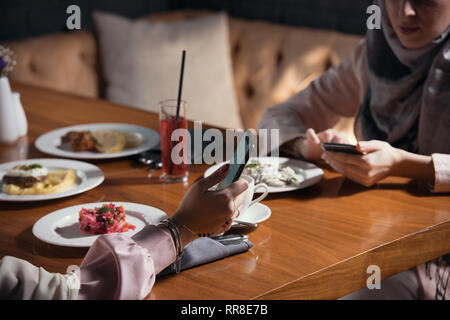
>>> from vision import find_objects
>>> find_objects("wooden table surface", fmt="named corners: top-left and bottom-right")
top-left (1, 82), bottom-right (449, 300)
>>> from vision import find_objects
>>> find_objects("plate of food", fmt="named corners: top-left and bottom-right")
top-left (32, 202), bottom-right (167, 247)
top-left (35, 123), bottom-right (160, 159)
top-left (204, 157), bottom-right (323, 193)
top-left (0, 159), bottom-right (104, 201)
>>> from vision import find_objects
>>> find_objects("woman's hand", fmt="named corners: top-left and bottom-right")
top-left (169, 163), bottom-right (249, 247)
top-left (321, 140), bottom-right (404, 187)
top-left (297, 128), bottom-right (350, 161)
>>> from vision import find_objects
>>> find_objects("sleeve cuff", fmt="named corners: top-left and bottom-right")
top-left (431, 153), bottom-right (450, 193)
top-left (131, 225), bottom-right (177, 274)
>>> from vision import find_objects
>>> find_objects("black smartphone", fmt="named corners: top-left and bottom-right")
top-left (321, 142), bottom-right (363, 155)
top-left (137, 149), bottom-right (161, 165)
top-left (216, 133), bottom-right (254, 190)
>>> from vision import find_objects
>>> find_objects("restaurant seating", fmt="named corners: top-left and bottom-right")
top-left (4, 10), bottom-right (362, 136)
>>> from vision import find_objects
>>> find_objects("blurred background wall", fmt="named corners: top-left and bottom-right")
top-left (0, 0), bottom-right (372, 42)
top-left (174, 0), bottom-right (372, 35)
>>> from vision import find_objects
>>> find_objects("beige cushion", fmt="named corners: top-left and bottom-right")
top-left (93, 11), bottom-right (242, 129)
top-left (227, 18), bottom-right (362, 130)
top-left (5, 31), bottom-right (99, 98)
top-left (140, 10), bottom-right (362, 131)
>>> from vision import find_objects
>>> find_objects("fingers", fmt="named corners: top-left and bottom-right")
top-left (357, 140), bottom-right (384, 153)
top-left (326, 159), bottom-right (374, 186)
top-left (233, 191), bottom-right (247, 210)
top-left (307, 128), bottom-right (350, 145)
top-left (306, 128), bottom-right (320, 144)
top-left (331, 132), bottom-right (350, 144)
top-left (322, 151), bottom-right (369, 168)
top-left (331, 135), bottom-right (345, 144)
top-left (226, 178), bottom-right (249, 198)
top-left (329, 161), bottom-right (364, 179)
top-left (198, 163), bottom-right (230, 191)
top-left (317, 129), bottom-right (334, 143)
top-left (325, 155), bottom-right (384, 187)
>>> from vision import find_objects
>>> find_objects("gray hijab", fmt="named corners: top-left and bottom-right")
top-left (355, 0), bottom-right (450, 155)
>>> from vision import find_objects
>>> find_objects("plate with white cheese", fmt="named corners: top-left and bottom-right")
top-left (204, 157), bottom-right (323, 193)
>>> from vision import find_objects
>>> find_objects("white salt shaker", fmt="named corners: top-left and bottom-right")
top-left (12, 92), bottom-right (28, 137)
top-left (0, 76), bottom-right (19, 144)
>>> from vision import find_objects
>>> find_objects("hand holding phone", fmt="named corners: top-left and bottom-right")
top-left (321, 142), bottom-right (363, 155)
top-left (216, 133), bottom-right (254, 190)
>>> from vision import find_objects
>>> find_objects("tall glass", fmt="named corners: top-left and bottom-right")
top-left (159, 99), bottom-right (189, 183)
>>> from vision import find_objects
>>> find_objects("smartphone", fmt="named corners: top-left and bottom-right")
top-left (137, 149), bottom-right (161, 164)
top-left (321, 142), bottom-right (363, 155)
top-left (216, 133), bottom-right (254, 190)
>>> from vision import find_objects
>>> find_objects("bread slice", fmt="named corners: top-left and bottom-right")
top-left (122, 131), bottom-right (143, 149)
top-left (91, 130), bottom-right (126, 153)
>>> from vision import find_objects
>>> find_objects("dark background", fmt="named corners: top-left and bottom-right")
top-left (0, 0), bottom-right (373, 42)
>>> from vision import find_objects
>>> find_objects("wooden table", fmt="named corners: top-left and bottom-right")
top-left (1, 82), bottom-right (449, 300)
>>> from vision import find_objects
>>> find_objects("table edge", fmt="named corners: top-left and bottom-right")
top-left (254, 219), bottom-right (450, 299)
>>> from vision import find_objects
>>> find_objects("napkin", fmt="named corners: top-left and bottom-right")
top-left (157, 237), bottom-right (253, 277)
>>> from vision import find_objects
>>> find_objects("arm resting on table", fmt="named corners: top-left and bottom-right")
top-left (393, 151), bottom-right (450, 193)
top-left (0, 225), bottom-right (176, 300)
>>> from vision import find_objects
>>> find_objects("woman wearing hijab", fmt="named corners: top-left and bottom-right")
top-left (259, 0), bottom-right (450, 299)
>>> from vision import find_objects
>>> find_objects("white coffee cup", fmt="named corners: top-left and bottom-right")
top-left (238, 175), bottom-right (269, 216)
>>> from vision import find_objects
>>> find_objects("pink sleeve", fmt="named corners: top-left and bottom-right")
top-left (431, 153), bottom-right (450, 193)
top-left (77, 224), bottom-right (176, 300)
top-left (258, 39), bottom-right (368, 152)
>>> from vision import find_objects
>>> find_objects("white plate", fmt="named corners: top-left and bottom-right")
top-left (235, 203), bottom-right (271, 225)
top-left (0, 158), bottom-right (104, 202)
top-left (204, 157), bottom-right (323, 193)
top-left (35, 123), bottom-right (159, 159)
top-left (32, 202), bottom-right (167, 247)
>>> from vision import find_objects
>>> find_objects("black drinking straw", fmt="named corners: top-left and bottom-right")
top-left (175, 50), bottom-right (186, 120)
top-left (169, 50), bottom-right (186, 176)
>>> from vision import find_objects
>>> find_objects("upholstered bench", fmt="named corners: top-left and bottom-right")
top-left (4, 10), bottom-right (362, 134)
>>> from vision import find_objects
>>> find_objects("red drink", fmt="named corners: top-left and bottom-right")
top-left (159, 100), bottom-right (189, 182)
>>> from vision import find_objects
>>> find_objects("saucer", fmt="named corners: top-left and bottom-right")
top-left (234, 202), bottom-right (271, 225)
